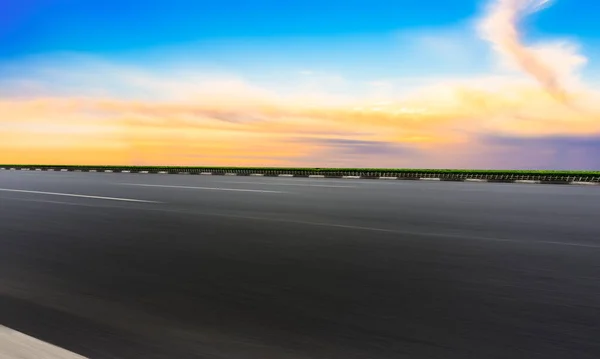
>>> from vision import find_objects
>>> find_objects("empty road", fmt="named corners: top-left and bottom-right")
top-left (1, 170), bottom-right (599, 358)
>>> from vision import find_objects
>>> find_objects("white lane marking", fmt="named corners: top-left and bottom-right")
top-left (0, 188), bottom-right (160, 203)
top-left (161, 210), bottom-right (600, 249)
top-left (49, 200), bottom-right (600, 249)
top-left (0, 325), bottom-right (87, 358)
top-left (571, 181), bottom-right (599, 186)
top-left (218, 181), bottom-right (356, 188)
top-left (515, 180), bottom-right (541, 184)
top-left (4, 195), bottom-right (599, 249)
top-left (3, 197), bottom-right (113, 207)
top-left (420, 178), bottom-right (441, 181)
top-left (465, 179), bottom-right (488, 182)
top-left (221, 177), bottom-right (396, 185)
top-left (120, 183), bottom-right (286, 193)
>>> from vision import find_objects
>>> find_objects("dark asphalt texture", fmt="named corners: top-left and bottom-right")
top-left (1, 171), bottom-right (599, 359)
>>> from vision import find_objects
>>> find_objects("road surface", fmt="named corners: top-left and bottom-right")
top-left (1, 171), bottom-right (599, 358)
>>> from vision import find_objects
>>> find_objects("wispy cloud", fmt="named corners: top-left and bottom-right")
top-left (478, 0), bottom-right (587, 102)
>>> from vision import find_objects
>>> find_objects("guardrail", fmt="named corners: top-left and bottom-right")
top-left (1, 165), bottom-right (599, 184)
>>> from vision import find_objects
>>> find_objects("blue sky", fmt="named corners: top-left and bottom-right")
top-left (2, 0), bottom-right (598, 84)
top-left (2, 0), bottom-right (476, 54)
top-left (2, 0), bottom-right (598, 56)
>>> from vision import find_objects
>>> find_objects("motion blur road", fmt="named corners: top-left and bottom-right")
top-left (1, 171), bottom-right (599, 358)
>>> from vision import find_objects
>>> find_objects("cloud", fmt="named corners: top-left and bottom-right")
top-left (478, 0), bottom-right (587, 102)
top-left (283, 138), bottom-right (419, 168)
top-left (479, 134), bottom-right (600, 170)
top-left (297, 137), bottom-right (417, 156)
top-left (2, 73), bottom-right (599, 167)
top-left (395, 24), bottom-right (492, 75)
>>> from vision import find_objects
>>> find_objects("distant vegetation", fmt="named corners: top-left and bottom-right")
top-left (1, 165), bottom-right (599, 177)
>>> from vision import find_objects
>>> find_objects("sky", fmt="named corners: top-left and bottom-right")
top-left (1, 0), bottom-right (599, 169)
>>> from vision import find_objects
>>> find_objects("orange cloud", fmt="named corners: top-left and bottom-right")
top-left (2, 78), bottom-right (598, 166)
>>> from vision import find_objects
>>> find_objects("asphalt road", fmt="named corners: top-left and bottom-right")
top-left (1, 171), bottom-right (599, 359)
